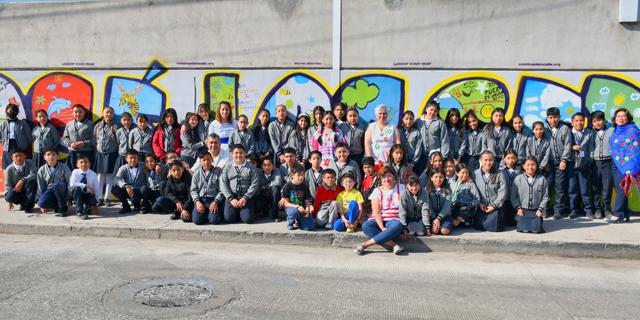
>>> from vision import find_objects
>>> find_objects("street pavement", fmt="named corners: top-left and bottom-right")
top-left (0, 206), bottom-right (639, 259)
top-left (0, 234), bottom-right (639, 320)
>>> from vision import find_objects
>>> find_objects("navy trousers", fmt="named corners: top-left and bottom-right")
top-left (224, 198), bottom-right (255, 224)
top-left (592, 159), bottom-right (613, 215)
top-left (37, 182), bottom-right (68, 211)
top-left (70, 186), bottom-right (97, 215)
top-left (189, 198), bottom-right (224, 225)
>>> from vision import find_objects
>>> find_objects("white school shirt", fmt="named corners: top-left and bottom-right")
top-left (191, 149), bottom-right (231, 172)
top-left (69, 169), bottom-right (101, 202)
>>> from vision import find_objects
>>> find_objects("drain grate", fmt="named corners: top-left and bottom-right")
top-left (134, 283), bottom-right (212, 307)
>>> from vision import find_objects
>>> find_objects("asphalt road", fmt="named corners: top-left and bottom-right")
top-left (0, 234), bottom-right (639, 320)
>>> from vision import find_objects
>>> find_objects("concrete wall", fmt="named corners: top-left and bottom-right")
top-left (2, 0), bottom-right (639, 70)
top-left (342, 0), bottom-right (640, 69)
top-left (0, 0), bottom-right (333, 69)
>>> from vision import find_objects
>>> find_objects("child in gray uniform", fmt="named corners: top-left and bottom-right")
top-left (4, 149), bottom-right (37, 213)
top-left (62, 104), bottom-right (94, 170)
top-left (511, 157), bottom-right (548, 233)
top-left (450, 163), bottom-right (480, 229)
top-left (399, 174), bottom-right (431, 236)
top-left (473, 150), bottom-right (508, 232)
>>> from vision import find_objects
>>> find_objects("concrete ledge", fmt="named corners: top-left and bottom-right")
top-left (1, 220), bottom-right (639, 260)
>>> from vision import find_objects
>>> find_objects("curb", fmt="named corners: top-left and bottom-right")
top-left (1, 222), bottom-right (639, 259)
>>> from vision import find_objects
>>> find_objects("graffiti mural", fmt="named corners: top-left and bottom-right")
top-left (0, 73), bottom-right (27, 120)
top-left (29, 72), bottom-right (94, 126)
top-left (422, 73), bottom-right (509, 123)
top-left (334, 72), bottom-right (407, 125)
top-left (102, 60), bottom-right (168, 123)
top-left (582, 74), bottom-right (640, 120)
top-left (203, 72), bottom-right (240, 118)
top-left (255, 71), bottom-right (331, 124)
top-left (514, 74), bottom-right (582, 127)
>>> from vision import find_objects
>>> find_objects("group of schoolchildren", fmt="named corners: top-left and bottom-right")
top-left (1, 98), bottom-right (633, 237)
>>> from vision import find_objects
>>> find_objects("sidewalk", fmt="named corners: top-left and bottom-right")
top-left (0, 207), bottom-right (639, 259)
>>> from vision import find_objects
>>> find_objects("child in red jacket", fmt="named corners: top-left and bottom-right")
top-left (313, 169), bottom-right (343, 229)
top-left (152, 108), bottom-right (182, 161)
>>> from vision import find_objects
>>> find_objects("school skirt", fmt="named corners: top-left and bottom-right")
top-left (112, 154), bottom-right (127, 175)
top-left (95, 151), bottom-right (118, 174)
top-left (474, 208), bottom-right (504, 232)
top-left (516, 209), bottom-right (544, 233)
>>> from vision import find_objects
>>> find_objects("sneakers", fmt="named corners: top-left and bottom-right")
top-left (324, 223), bottom-right (333, 230)
top-left (392, 244), bottom-right (404, 255)
top-left (346, 226), bottom-right (355, 233)
top-left (417, 231), bottom-right (425, 236)
top-left (287, 224), bottom-right (294, 230)
top-left (353, 245), bottom-right (365, 255)
top-left (170, 212), bottom-right (180, 220)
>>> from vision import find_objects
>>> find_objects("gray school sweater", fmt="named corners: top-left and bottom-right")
top-left (571, 128), bottom-right (594, 163)
top-left (190, 166), bottom-right (224, 203)
top-left (591, 127), bottom-right (614, 161)
top-left (36, 162), bottom-right (71, 197)
top-left (525, 136), bottom-right (552, 169)
top-left (327, 159), bottom-right (362, 188)
top-left (5, 160), bottom-right (37, 191)
top-left (512, 131), bottom-right (530, 163)
top-left (32, 123), bottom-right (60, 154)
top-left (145, 164), bottom-right (168, 191)
top-left (419, 118), bottom-right (450, 158)
top-left (0, 119), bottom-right (32, 152)
top-left (94, 120), bottom-right (119, 153)
top-left (257, 168), bottom-right (284, 190)
top-left (62, 119), bottom-right (94, 152)
top-left (481, 126), bottom-right (514, 159)
top-left (129, 126), bottom-right (153, 155)
top-left (287, 130), bottom-right (311, 162)
top-left (399, 126), bottom-right (423, 164)
top-left (268, 119), bottom-right (295, 157)
top-left (229, 129), bottom-right (256, 156)
top-left (510, 173), bottom-right (549, 212)
top-left (547, 124), bottom-right (573, 164)
top-left (338, 122), bottom-right (366, 156)
top-left (116, 127), bottom-right (132, 156)
top-left (450, 180), bottom-right (481, 207)
top-left (427, 188), bottom-right (452, 221)
top-left (114, 164), bottom-right (147, 189)
top-left (448, 127), bottom-right (464, 159)
top-left (399, 188), bottom-right (431, 227)
top-left (459, 129), bottom-right (484, 158)
top-left (305, 167), bottom-right (324, 200)
top-left (220, 162), bottom-right (260, 200)
top-left (473, 168), bottom-right (508, 208)
top-left (180, 127), bottom-right (205, 159)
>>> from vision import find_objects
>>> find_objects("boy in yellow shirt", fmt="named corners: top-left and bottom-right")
top-left (334, 172), bottom-right (364, 233)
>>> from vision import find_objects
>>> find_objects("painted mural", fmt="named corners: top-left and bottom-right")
top-left (0, 64), bottom-right (638, 208)
top-left (102, 60), bottom-right (168, 123)
top-left (333, 72), bottom-right (406, 125)
top-left (423, 73), bottom-right (509, 123)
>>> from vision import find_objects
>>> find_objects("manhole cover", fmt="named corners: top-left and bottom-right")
top-left (134, 283), bottom-right (212, 307)
top-left (103, 277), bottom-right (238, 318)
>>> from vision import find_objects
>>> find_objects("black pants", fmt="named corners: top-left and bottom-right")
top-left (112, 185), bottom-right (141, 210)
top-left (255, 186), bottom-right (281, 220)
top-left (592, 159), bottom-right (613, 215)
top-left (141, 186), bottom-right (162, 211)
top-left (224, 198), bottom-right (255, 224)
top-left (71, 186), bottom-right (97, 215)
top-left (5, 180), bottom-right (36, 210)
top-left (152, 196), bottom-right (194, 214)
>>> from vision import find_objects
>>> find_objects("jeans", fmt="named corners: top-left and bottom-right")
top-left (334, 200), bottom-right (359, 231)
top-left (285, 207), bottom-right (315, 231)
top-left (362, 219), bottom-right (403, 245)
